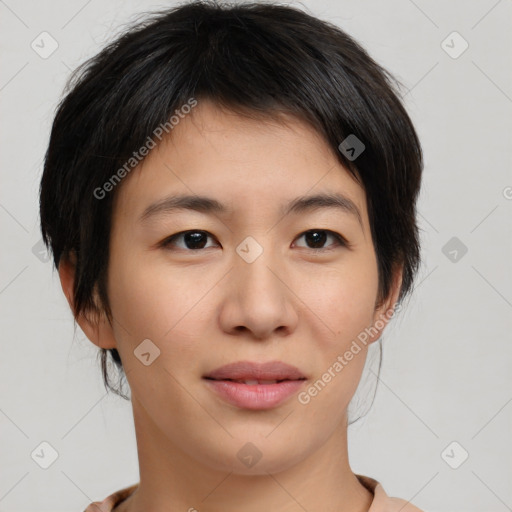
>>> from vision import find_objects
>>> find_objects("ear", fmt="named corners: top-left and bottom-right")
top-left (58, 253), bottom-right (117, 350)
top-left (366, 264), bottom-right (403, 345)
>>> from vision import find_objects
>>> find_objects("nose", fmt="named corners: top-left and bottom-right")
top-left (218, 246), bottom-right (299, 340)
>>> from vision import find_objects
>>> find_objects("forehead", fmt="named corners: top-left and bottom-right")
top-left (113, 100), bottom-right (368, 228)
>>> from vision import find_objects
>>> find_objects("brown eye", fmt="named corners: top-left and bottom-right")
top-left (294, 229), bottom-right (348, 250)
top-left (161, 230), bottom-right (218, 250)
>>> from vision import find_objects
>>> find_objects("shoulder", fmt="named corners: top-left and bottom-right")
top-left (83, 483), bottom-right (138, 512)
top-left (356, 474), bottom-right (424, 512)
top-left (379, 496), bottom-right (424, 512)
top-left (85, 477), bottom-right (424, 512)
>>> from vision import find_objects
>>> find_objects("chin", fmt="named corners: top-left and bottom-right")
top-left (195, 434), bottom-right (313, 476)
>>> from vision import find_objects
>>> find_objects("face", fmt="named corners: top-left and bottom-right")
top-left (75, 100), bottom-right (400, 475)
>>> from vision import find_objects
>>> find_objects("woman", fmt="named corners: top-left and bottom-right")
top-left (39, 1), bottom-right (424, 510)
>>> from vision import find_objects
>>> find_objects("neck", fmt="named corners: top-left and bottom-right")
top-left (116, 396), bottom-right (373, 512)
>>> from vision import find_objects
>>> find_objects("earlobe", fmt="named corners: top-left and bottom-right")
top-left (57, 254), bottom-right (117, 350)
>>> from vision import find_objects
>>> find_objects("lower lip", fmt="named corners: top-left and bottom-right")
top-left (204, 379), bottom-right (306, 410)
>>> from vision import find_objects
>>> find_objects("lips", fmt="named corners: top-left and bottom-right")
top-left (203, 360), bottom-right (307, 382)
top-left (203, 361), bottom-right (307, 410)
top-left (218, 379), bottom-right (284, 385)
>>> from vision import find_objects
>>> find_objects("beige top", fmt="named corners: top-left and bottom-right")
top-left (84, 474), bottom-right (424, 511)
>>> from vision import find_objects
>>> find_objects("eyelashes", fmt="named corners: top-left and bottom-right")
top-left (161, 230), bottom-right (217, 251)
top-left (295, 230), bottom-right (349, 250)
top-left (159, 229), bottom-right (350, 252)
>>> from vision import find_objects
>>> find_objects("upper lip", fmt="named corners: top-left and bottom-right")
top-left (204, 361), bottom-right (307, 381)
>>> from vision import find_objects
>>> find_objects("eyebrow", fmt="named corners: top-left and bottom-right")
top-left (139, 192), bottom-right (363, 229)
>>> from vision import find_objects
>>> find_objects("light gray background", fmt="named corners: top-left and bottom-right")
top-left (1, 0), bottom-right (511, 511)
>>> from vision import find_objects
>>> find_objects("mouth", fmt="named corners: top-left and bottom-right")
top-left (203, 360), bottom-right (307, 381)
top-left (203, 361), bottom-right (307, 410)
top-left (204, 377), bottom-right (305, 385)
top-left (203, 378), bottom-right (307, 410)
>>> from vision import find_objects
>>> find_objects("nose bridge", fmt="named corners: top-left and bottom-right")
top-left (234, 234), bottom-right (283, 302)
top-left (223, 233), bottom-right (296, 338)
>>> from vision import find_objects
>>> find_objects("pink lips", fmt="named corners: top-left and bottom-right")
top-left (203, 361), bottom-right (307, 410)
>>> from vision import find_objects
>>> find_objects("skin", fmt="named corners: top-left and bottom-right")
top-left (59, 100), bottom-right (402, 512)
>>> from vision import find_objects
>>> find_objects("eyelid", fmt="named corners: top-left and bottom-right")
top-left (159, 230), bottom-right (219, 250)
top-left (294, 229), bottom-right (351, 250)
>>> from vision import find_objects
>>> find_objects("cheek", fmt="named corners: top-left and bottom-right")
top-left (294, 254), bottom-right (379, 348)
top-left (106, 241), bottom-right (219, 362)
top-left (296, 265), bottom-right (377, 423)
top-left (107, 265), bottom-right (168, 339)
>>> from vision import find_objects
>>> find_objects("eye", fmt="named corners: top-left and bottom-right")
top-left (160, 230), bottom-right (218, 251)
top-left (159, 229), bottom-right (349, 252)
top-left (293, 229), bottom-right (349, 251)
